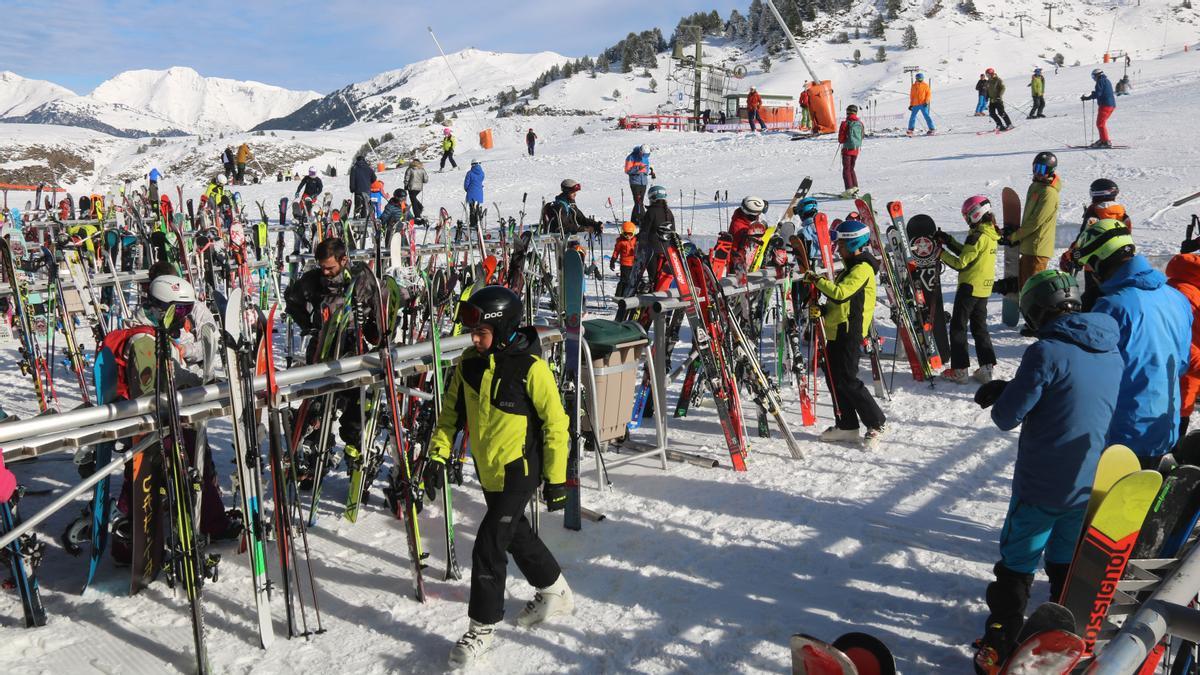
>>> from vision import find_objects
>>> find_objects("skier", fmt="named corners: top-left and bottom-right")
top-left (540, 179), bottom-right (602, 236)
top-left (1080, 68), bottom-right (1117, 148)
top-left (526, 128), bottom-right (537, 156)
top-left (220, 146), bottom-right (235, 179)
top-left (426, 285), bottom-right (573, 669)
top-left (623, 145), bottom-right (655, 222)
top-left (1061, 178), bottom-right (1134, 310)
top-left (729, 196), bottom-right (767, 274)
top-left (1009, 151), bottom-right (1060, 334)
top-left (801, 219), bottom-right (887, 448)
top-left (349, 155), bottom-right (376, 219)
top-left (1166, 246), bottom-right (1200, 446)
top-left (838, 105), bottom-right (864, 198)
top-left (294, 167), bottom-right (323, 219)
top-left (970, 270), bottom-right (1123, 672)
top-left (1073, 219), bottom-right (1192, 467)
top-left (629, 184), bottom-right (675, 303)
top-left (440, 128), bottom-right (458, 171)
top-left (381, 188), bottom-right (412, 232)
top-left (464, 160), bottom-right (485, 231)
top-left (746, 86), bottom-right (765, 132)
top-left (235, 143), bottom-right (252, 185)
top-left (202, 174), bottom-right (230, 210)
top-left (907, 73), bottom-right (935, 136)
top-left (974, 74), bottom-right (989, 116)
top-left (611, 221), bottom-right (637, 297)
top-left (283, 237), bottom-right (382, 483)
top-left (936, 196), bottom-right (999, 384)
top-left (1027, 68), bottom-right (1046, 119)
top-left (795, 197), bottom-right (822, 265)
top-left (985, 68), bottom-right (1013, 131)
top-left (799, 83), bottom-right (812, 130)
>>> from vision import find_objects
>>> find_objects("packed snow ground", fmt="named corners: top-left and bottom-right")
top-left (2, 50), bottom-right (1200, 674)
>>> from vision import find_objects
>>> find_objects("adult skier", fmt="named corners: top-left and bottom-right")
top-left (628, 184), bottom-right (675, 305)
top-left (1073, 218), bottom-right (1192, 467)
top-left (799, 83), bottom-right (812, 130)
top-left (1080, 68), bottom-right (1117, 148)
top-left (1027, 68), bottom-right (1046, 118)
top-left (974, 74), bottom-right (988, 116)
top-left (801, 219), bottom-right (887, 448)
top-left (403, 159), bottom-right (428, 220)
top-left (970, 270), bottom-right (1123, 673)
top-left (349, 155), bottom-right (376, 218)
top-left (747, 86), bottom-right (765, 132)
top-left (381, 189), bottom-right (413, 235)
top-left (936, 196), bottom-right (999, 384)
top-left (235, 142), bottom-right (252, 184)
top-left (540, 179), bottom-right (602, 236)
top-left (440, 128), bottom-right (458, 171)
top-left (907, 73), bottom-right (935, 136)
top-left (623, 145), bottom-right (655, 222)
top-left (294, 167), bottom-right (323, 218)
top-left (1166, 247), bottom-right (1200, 445)
top-left (838, 105), bottom-right (864, 198)
top-left (526, 128), bottom-right (537, 156)
top-left (425, 285), bottom-right (573, 669)
top-left (220, 146), bottom-right (235, 179)
top-left (729, 196), bottom-right (767, 274)
top-left (1009, 151), bottom-right (1060, 334)
top-left (464, 160), bottom-right (485, 231)
top-left (611, 221), bottom-right (637, 297)
top-left (147, 168), bottom-right (162, 204)
top-left (985, 68), bottom-right (1013, 131)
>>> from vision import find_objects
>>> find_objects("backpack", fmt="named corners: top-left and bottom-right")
top-left (100, 326), bottom-right (156, 399)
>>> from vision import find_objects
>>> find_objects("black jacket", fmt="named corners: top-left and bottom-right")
top-left (637, 200), bottom-right (675, 254)
top-left (540, 193), bottom-right (601, 235)
top-left (296, 175), bottom-right (323, 199)
top-left (349, 158), bottom-right (376, 195)
top-left (284, 262), bottom-right (381, 358)
top-left (975, 79), bottom-right (987, 95)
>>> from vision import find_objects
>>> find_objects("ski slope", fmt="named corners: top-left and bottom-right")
top-left (1, 48), bottom-right (1200, 674)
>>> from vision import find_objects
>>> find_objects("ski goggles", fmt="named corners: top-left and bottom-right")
top-left (456, 302), bottom-right (485, 329)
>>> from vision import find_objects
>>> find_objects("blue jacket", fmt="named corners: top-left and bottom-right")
top-left (463, 164), bottom-right (485, 203)
top-left (1085, 73), bottom-right (1116, 108)
top-left (1094, 255), bottom-right (1193, 456)
top-left (624, 149), bottom-right (652, 186)
top-left (992, 312), bottom-right (1124, 509)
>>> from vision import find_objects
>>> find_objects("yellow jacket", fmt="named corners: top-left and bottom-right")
top-left (814, 255), bottom-right (879, 340)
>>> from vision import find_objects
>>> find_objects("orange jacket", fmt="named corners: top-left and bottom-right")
top-left (909, 81), bottom-right (931, 107)
top-left (612, 235), bottom-right (637, 267)
top-left (1167, 253), bottom-right (1200, 417)
top-left (747, 90), bottom-right (763, 111)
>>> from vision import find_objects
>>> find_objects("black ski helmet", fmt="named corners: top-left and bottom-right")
top-left (1089, 178), bottom-right (1119, 201)
top-left (1032, 151), bottom-right (1057, 178)
top-left (1019, 270), bottom-right (1080, 331)
top-left (846, 104), bottom-right (859, 115)
top-left (459, 285), bottom-right (523, 349)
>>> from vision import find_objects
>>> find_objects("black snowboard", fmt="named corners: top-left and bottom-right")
top-left (905, 215), bottom-right (950, 357)
top-left (1130, 465), bottom-right (1200, 561)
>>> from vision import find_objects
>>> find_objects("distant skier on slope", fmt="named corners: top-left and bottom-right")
top-left (440, 128), bottom-right (458, 171)
top-left (526, 128), bottom-right (537, 156)
top-left (935, 196), bottom-right (999, 384)
top-left (974, 73), bottom-right (988, 116)
top-left (746, 86), bottom-right (766, 132)
top-left (907, 73), bottom-right (935, 136)
top-left (1027, 68), bottom-right (1046, 119)
top-left (985, 68), bottom-right (1013, 131)
top-left (623, 145), bottom-right (655, 222)
top-left (970, 270), bottom-right (1123, 673)
top-left (838, 104), bottom-right (864, 198)
top-left (1080, 69), bottom-right (1117, 148)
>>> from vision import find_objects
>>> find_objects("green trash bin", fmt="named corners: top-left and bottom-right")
top-left (582, 319), bottom-right (649, 443)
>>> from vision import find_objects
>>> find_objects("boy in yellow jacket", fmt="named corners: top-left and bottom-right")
top-left (937, 196), bottom-right (1000, 383)
top-left (426, 285), bottom-right (573, 669)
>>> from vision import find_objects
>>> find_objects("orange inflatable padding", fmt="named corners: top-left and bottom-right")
top-left (479, 129), bottom-right (494, 149)
top-left (807, 81), bottom-right (837, 135)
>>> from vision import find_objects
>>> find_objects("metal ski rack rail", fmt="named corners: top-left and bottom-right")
top-left (0, 258), bottom-right (276, 299)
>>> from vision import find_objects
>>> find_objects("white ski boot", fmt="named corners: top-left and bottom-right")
top-left (862, 425), bottom-right (886, 450)
top-left (941, 368), bottom-right (970, 384)
top-left (516, 574), bottom-right (575, 627)
top-left (448, 620), bottom-right (497, 670)
top-left (972, 364), bottom-right (994, 384)
top-left (820, 426), bottom-right (861, 443)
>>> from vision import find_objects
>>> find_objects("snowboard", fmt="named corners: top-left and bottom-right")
top-left (1001, 188), bottom-right (1021, 327)
top-left (994, 603), bottom-right (1082, 673)
top-left (905, 213), bottom-right (949, 358)
top-left (1060, 469), bottom-right (1162, 655)
top-left (831, 632), bottom-right (895, 675)
top-left (791, 634), bottom-right (858, 674)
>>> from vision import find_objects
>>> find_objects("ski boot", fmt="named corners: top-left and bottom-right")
top-left (517, 575), bottom-right (575, 627)
top-left (448, 620), bottom-right (497, 670)
top-left (862, 425), bottom-right (886, 450)
top-left (972, 621), bottom-right (1016, 674)
top-left (940, 368), bottom-right (971, 384)
top-left (820, 426), bottom-right (861, 443)
top-left (972, 365), bottom-right (994, 384)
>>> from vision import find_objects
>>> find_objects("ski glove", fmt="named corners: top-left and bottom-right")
top-left (543, 481), bottom-right (569, 512)
top-left (1182, 238), bottom-right (1200, 254)
top-left (974, 379), bottom-right (1010, 409)
top-left (422, 455), bottom-right (445, 500)
top-left (1080, 95), bottom-right (1088, 101)
top-left (933, 230), bottom-right (952, 245)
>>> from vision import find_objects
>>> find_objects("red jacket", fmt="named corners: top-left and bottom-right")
top-left (747, 90), bottom-right (763, 111)
top-left (799, 90), bottom-right (810, 107)
top-left (612, 235), bottom-right (637, 267)
top-left (1167, 253), bottom-right (1200, 417)
top-left (728, 208), bottom-right (759, 268)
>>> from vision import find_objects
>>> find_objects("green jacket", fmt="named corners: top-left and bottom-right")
top-left (986, 76), bottom-right (1006, 102)
top-left (1014, 175), bottom-right (1060, 258)
top-left (1030, 75), bottom-right (1045, 97)
top-left (940, 222), bottom-right (999, 297)
top-left (429, 328), bottom-right (568, 492)
top-left (814, 254), bottom-right (878, 340)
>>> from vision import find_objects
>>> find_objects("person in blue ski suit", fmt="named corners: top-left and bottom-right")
top-left (970, 270), bottom-right (1123, 670)
top-left (464, 160), bottom-right (485, 232)
top-left (624, 145), bottom-right (654, 222)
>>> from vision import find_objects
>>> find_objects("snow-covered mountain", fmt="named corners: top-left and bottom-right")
top-left (0, 71), bottom-right (74, 118)
top-left (255, 48), bottom-right (572, 131)
top-left (91, 67), bottom-right (320, 134)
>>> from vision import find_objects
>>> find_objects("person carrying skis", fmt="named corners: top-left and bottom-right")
top-left (1009, 151), bottom-right (1060, 334)
top-left (907, 73), bottom-right (935, 136)
top-left (1073, 219), bottom-right (1192, 468)
top-left (1027, 68), bottom-right (1046, 118)
top-left (838, 105), bottom-right (864, 198)
top-left (746, 86), bottom-right (765, 132)
top-left (541, 179), bottom-right (602, 237)
top-left (729, 196), bottom-right (767, 274)
top-left (611, 221), bottom-right (637, 297)
top-left (985, 68), bottom-right (1013, 131)
top-left (349, 155), bottom-right (376, 218)
top-left (526, 128), bottom-right (537, 156)
top-left (623, 145), bottom-right (655, 222)
top-left (801, 219), bottom-right (887, 448)
top-left (294, 166), bottom-right (323, 219)
top-left (970, 270), bottom-right (1123, 672)
top-left (1081, 68), bottom-right (1117, 148)
top-left (464, 159), bottom-right (485, 231)
top-left (440, 128), bottom-right (458, 171)
top-left (426, 285), bottom-right (573, 669)
top-left (936, 196), bottom-right (999, 384)
top-left (974, 74), bottom-right (989, 116)
top-left (235, 143), bottom-right (252, 185)
top-left (283, 237), bottom-right (382, 483)
top-left (1166, 243), bottom-right (1200, 448)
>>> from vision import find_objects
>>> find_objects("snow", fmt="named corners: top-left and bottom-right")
top-left (0, 72), bottom-right (75, 119)
top-left (2, 13), bottom-right (1200, 674)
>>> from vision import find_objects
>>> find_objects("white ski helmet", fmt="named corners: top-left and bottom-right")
top-left (216, 174), bottom-right (227, 185)
top-left (146, 274), bottom-right (197, 329)
top-left (741, 196), bottom-right (766, 216)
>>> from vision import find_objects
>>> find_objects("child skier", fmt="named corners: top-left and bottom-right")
top-left (729, 196), bottom-right (766, 274)
top-left (1060, 178), bottom-right (1133, 311)
top-left (837, 105), bottom-right (864, 198)
top-left (936, 196), bottom-right (999, 384)
top-left (1009, 151), bottom-right (1060, 334)
top-left (425, 285), bottom-right (573, 669)
top-left (802, 219), bottom-right (887, 448)
top-left (970, 270), bottom-right (1123, 673)
top-left (611, 221), bottom-right (637, 297)
top-left (368, 179), bottom-right (387, 220)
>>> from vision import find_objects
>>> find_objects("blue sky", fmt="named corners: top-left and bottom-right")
top-left (1, 0), bottom-right (747, 94)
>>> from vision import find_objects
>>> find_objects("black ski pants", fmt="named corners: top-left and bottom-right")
top-left (989, 101), bottom-right (1012, 129)
top-left (949, 287), bottom-right (996, 370)
top-left (469, 455), bottom-right (562, 624)
top-left (408, 189), bottom-right (424, 219)
top-left (824, 332), bottom-right (886, 431)
top-left (1030, 95), bottom-right (1046, 118)
top-left (629, 183), bottom-right (647, 223)
top-left (440, 150), bottom-right (457, 171)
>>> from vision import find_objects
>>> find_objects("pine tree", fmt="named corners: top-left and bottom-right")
top-left (853, 49), bottom-right (862, 64)
top-left (902, 25), bottom-right (918, 49)
top-left (876, 45), bottom-right (887, 62)
top-left (886, 0), bottom-right (904, 19)
top-left (613, 89), bottom-right (622, 100)
top-left (761, 55), bottom-right (772, 73)
top-left (869, 15), bottom-right (886, 38)
top-left (649, 78), bottom-right (658, 92)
